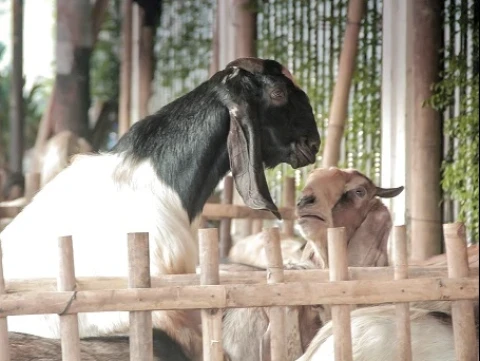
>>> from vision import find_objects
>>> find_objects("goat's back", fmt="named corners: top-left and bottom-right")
top-left (9, 329), bottom-right (192, 361)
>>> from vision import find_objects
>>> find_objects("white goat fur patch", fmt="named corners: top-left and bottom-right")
top-left (1, 152), bottom-right (200, 338)
top-left (297, 306), bottom-right (455, 361)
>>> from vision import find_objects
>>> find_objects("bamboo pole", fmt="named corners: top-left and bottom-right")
top-left (322, 0), bottom-right (366, 167)
top-left (0, 244), bottom-right (11, 361)
top-left (25, 172), bottom-right (41, 202)
top-left (327, 227), bottom-right (353, 361)
top-left (0, 277), bottom-right (477, 317)
top-left (208, 0), bottom-right (220, 77)
top-left (263, 227), bottom-right (286, 361)
top-left (219, 176), bottom-right (234, 258)
top-left (199, 228), bottom-right (223, 361)
top-left (138, 23), bottom-right (154, 120)
top-left (251, 219), bottom-right (263, 235)
top-left (57, 236), bottom-right (81, 361)
top-left (410, 0), bottom-right (443, 260)
top-left (443, 223), bottom-right (478, 361)
top-left (9, 0), bottom-right (24, 174)
top-left (119, 0), bottom-right (133, 137)
top-left (282, 177), bottom-right (296, 237)
top-left (127, 232), bottom-right (153, 361)
top-left (393, 226), bottom-right (412, 361)
top-left (5, 267), bottom-right (479, 293)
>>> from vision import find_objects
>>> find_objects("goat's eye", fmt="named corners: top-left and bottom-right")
top-left (270, 89), bottom-right (285, 99)
top-left (355, 187), bottom-right (366, 197)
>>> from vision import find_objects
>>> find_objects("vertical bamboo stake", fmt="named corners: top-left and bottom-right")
top-left (25, 172), bottom-right (41, 202)
top-left (327, 227), bottom-right (353, 361)
top-left (9, 0), bottom-right (24, 174)
top-left (251, 219), bottom-right (263, 235)
top-left (263, 227), bottom-right (287, 361)
top-left (199, 228), bottom-right (223, 361)
top-left (138, 24), bottom-right (154, 120)
top-left (219, 176), bottom-right (234, 258)
top-left (410, 0), bottom-right (443, 260)
top-left (128, 232), bottom-right (153, 361)
top-left (57, 235), bottom-right (81, 361)
top-left (322, 0), bottom-right (366, 167)
top-left (0, 244), bottom-right (11, 361)
top-left (443, 222), bottom-right (478, 361)
top-left (282, 177), bottom-right (295, 237)
top-left (393, 226), bottom-right (412, 361)
top-left (119, 0), bottom-right (133, 137)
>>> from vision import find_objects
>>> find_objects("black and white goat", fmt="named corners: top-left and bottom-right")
top-left (0, 58), bottom-right (320, 360)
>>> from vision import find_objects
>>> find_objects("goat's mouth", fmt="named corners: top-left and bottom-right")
top-left (298, 214), bottom-right (326, 223)
top-left (291, 145), bottom-right (317, 169)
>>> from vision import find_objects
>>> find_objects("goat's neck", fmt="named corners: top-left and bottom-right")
top-left (112, 83), bottom-right (231, 222)
top-left (302, 229), bottom-right (329, 269)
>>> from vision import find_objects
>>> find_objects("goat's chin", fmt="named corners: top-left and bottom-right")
top-left (297, 217), bottom-right (327, 240)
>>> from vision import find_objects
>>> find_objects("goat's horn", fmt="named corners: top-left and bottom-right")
top-left (376, 186), bottom-right (404, 198)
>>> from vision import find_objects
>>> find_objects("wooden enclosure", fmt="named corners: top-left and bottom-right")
top-left (0, 173), bottom-right (478, 360)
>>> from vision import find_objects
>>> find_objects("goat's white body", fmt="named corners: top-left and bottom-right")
top-left (1, 153), bottom-right (199, 339)
top-left (297, 306), bottom-right (456, 361)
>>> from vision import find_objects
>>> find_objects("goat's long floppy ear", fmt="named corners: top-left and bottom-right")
top-left (376, 185), bottom-right (404, 198)
top-left (226, 87), bottom-right (281, 220)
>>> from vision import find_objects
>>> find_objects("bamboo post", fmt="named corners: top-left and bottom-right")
top-left (263, 227), bottom-right (286, 361)
top-left (119, 0), bottom-right (133, 137)
top-left (443, 223), bottom-right (478, 361)
top-left (57, 236), bottom-right (81, 361)
top-left (219, 176), bottom-right (234, 258)
top-left (322, 0), bottom-right (366, 167)
top-left (282, 177), bottom-right (295, 237)
top-left (199, 228), bottom-right (223, 361)
top-left (25, 172), bottom-right (41, 201)
top-left (138, 22), bottom-right (154, 120)
top-left (9, 0), bottom-right (24, 174)
top-left (251, 219), bottom-right (263, 235)
top-left (0, 244), bottom-right (11, 361)
top-left (410, 0), bottom-right (444, 260)
top-left (127, 232), bottom-right (153, 361)
top-left (327, 227), bottom-right (353, 361)
top-left (393, 226), bottom-right (412, 361)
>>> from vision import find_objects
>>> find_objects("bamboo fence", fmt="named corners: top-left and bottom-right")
top-left (0, 173), bottom-right (478, 360)
top-left (0, 223), bottom-right (478, 360)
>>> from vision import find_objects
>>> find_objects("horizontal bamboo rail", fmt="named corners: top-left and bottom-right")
top-left (1, 202), bottom-right (297, 222)
top-left (5, 266), bottom-right (478, 293)
top-left (0, 277), bottom-right (476, 317)
top-left (202, 203), bottom-right (296, 220)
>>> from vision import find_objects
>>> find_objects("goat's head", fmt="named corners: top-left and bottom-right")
top-left (296, 167), bottom-right (404, 266)
top-left (215, 57), bottom-right (320, 220)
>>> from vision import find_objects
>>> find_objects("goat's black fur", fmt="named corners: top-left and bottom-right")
top-left (9, 329), bottom-right (192, 361)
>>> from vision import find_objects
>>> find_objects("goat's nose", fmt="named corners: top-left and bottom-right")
top-left (297, 194), bottom-right (316, 208)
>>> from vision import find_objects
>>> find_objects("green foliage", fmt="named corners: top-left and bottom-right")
top-left (257, 0), bottom-right (383, 202)
top-left (0, 42), bottom-right (50, 167)
top-left (427, 0), bottom-right (479, 242)
top-left (153, 0), bottom-right (214, 105)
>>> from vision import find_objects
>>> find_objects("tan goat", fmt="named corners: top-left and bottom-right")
top-left (296, 167), bottom-right (403, 268)
top-left (229, 167), bottom-right (404, 269)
